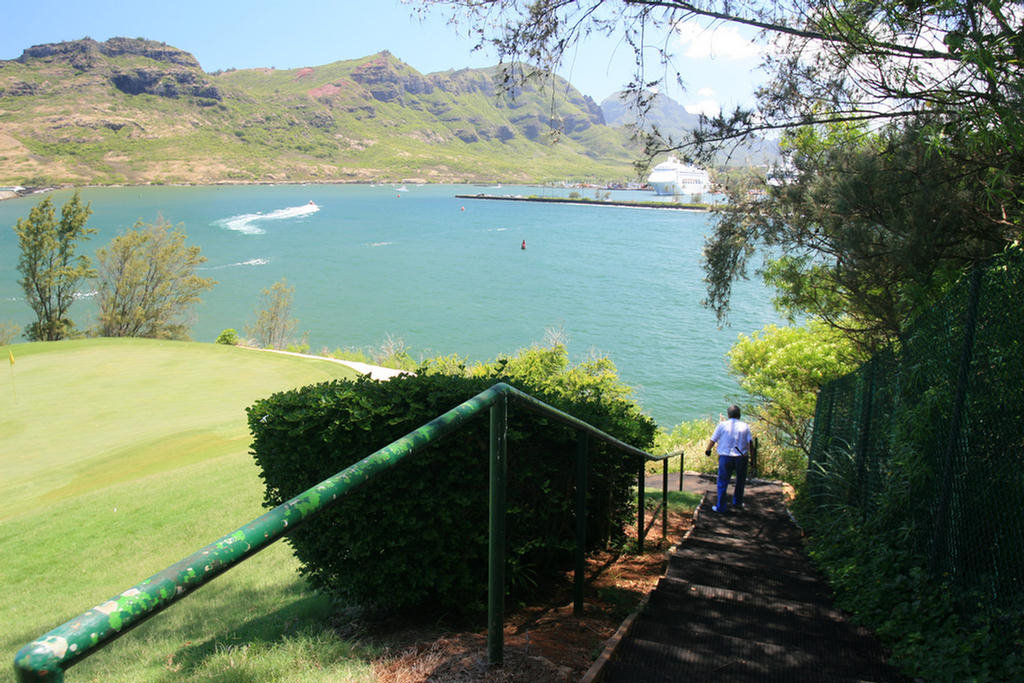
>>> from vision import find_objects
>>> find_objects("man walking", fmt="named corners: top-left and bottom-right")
top-left (705, 405), bottom-right (752, 512)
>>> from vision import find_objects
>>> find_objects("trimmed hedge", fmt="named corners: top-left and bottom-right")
top-left (247, 361), bottom-right (655, 614)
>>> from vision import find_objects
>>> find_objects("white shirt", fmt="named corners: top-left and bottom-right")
top-left (711, 418), bottom-right (751, 457)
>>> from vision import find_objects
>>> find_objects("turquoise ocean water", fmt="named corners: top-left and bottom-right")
top-left (0, 184), bottom-right (780, 427)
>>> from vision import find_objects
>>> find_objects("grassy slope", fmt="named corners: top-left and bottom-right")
top-left (0, 339), bottom-right (379, 682)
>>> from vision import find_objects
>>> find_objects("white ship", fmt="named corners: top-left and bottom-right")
top-left (646, 155), bottom-right (711, 196)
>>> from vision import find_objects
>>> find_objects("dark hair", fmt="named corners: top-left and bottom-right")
top-left (727, 404), bottom-right (741, 419)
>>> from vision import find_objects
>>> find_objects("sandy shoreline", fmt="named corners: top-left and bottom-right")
top-left (0, 180), bottom-right (491, 201)
top-left (0, 178), bottom-right (626, 203)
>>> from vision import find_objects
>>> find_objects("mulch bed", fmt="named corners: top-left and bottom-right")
top-left (369, 508), bottom-right (694, 683)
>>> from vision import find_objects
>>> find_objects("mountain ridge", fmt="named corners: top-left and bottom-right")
top-left (600, 90), bottom-right (779, 166)
top-left (600, 91), bottom-right (701, 137)
top-left (0, 38), bottom-right (640, 186)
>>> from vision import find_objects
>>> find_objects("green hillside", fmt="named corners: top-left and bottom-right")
top-left (0, 338), bottom-right (374, 682)
top-left (0, 37), bottom-right (641, 186)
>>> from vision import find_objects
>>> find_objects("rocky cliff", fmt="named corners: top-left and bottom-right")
top-left (11, 37), bottom-right (221, 100)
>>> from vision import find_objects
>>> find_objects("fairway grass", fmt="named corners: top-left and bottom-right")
top-left (1, 338), bottom-right (379, 682)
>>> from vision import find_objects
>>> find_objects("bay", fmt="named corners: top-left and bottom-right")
top-left (0, 184), bottom-right (780, 428)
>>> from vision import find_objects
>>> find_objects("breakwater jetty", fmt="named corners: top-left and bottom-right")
top-left (455, 193), bottom-right (711, 211)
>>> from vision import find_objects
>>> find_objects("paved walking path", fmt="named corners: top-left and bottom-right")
top-left (238, 345), bottom-right (410, 380)
top-left (591, 478), bottom-right (910, 683)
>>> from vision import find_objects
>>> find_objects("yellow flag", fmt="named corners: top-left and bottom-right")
top-left (8, 350), bottom-right (12, 366)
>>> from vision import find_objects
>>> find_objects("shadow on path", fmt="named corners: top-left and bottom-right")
top-left (592, 479), bottom-right (910, 683)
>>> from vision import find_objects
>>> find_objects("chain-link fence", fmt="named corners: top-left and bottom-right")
top-left (808, 247), bottom-right (1024, 603)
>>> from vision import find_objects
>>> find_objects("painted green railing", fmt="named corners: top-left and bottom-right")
top-left (13, 381), bottom-right (679, 681)
top-left (638, 446), bottom-right (687, 548)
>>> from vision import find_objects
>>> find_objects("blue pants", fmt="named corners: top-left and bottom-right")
top-left (716, 455), bottom-right (748, 509)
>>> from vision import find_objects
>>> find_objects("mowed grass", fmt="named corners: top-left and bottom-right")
top-left (1, 338), bottom-right (379, 682)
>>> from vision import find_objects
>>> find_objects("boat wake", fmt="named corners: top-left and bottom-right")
top-left (205, 258), bottom-right (270, 270)
top-left (213, 202), bottom-right (319, 235)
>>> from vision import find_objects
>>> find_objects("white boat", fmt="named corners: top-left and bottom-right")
top-left (646, 156), bottom-right (711, 196)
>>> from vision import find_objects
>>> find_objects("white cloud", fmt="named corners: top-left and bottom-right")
top-left (676, 21), bottom-right (763, 61)
top-left (685, 99), bottom-right (722, 117)
top-left (696, 87), bottom-right (716, 98)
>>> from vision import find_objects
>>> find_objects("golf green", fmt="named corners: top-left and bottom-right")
top-left (0, 338), bottom-right (359, 518)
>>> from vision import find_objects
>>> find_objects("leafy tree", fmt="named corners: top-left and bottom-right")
top-left (247, 279), bottom-right (297, 350)
top-left (95, 220), bottom-right (215, 339)
top-left (728, 321), bottom-right (863, 455)
top-left (707, 121), bottom-right (1018, 349)
top-left (12, 192), bottom-right (95, 340)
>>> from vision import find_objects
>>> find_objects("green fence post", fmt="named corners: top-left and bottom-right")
top-left (808, 383), bottom-right (836, 503)
top-left (487, 394), bottom-right (508, 667)
top-left (573, 432), bottom-right (588, 616)
top-left (854, 360), bottom-right (875, 514)
top-left (932, 265), bottom-right (983, 576)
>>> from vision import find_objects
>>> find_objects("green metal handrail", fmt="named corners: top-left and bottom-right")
top-left (13, 382), bottom-right (673, 681)
top-left (638, 448), bottom-right (686, 548)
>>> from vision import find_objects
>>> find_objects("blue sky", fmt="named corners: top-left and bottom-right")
top-left (1, 0), bottom-right (769, 115)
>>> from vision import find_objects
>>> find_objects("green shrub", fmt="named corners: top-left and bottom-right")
top-left (284, 341), bottom-right (310, 354)
top-left (798, 493), bottom-right (1024, 683)
top-left (247, 348), bottom-right (655, 615)
top-left (215, 328), bottom-right (239, 345)
top-left (324, 346), bottom-right (370, 364)
top-left (653, 418), bottom-right (716, 474)
top-left (793, 442), bottom-right (1024, 683)
top-left (747, 425), bottom-right (808, 484)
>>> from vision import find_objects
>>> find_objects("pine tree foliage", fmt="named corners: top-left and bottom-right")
top-left (12, 191), bottom-right (95, 341)
top-left (247, 279), bottom-right (298, 350)
top-left (95, 220), bottom-right (215, 339)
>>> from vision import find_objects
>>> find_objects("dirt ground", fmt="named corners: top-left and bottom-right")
top-left (369, 508), bottom-right (694, 683)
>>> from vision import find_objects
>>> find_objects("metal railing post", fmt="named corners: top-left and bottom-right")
top-left (573, 432), bottom-right (588, 616)
top-left (487, 394), bottom-right (508, 667)
top-left (637, 461), bottom-right (645, 551)
top-left (662, 459), bottom-right (669, 540)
